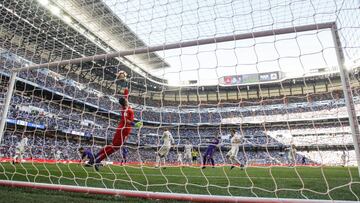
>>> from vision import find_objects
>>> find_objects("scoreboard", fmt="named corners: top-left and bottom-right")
top-left (219, 71), bottom-right (281, 85)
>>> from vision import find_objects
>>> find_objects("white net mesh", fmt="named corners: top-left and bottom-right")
top-left (0, 0), bottom-right (360, 201)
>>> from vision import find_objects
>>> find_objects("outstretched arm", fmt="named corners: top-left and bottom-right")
top-left (80, 153), bottom-right (87, 163)
top-left (123, 87), bottom-right (129, 100)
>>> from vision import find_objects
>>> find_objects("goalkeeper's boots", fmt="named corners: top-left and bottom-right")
top-left (94, 164), bottom-right (100, 171)
top-left (94, 163), bottom-right (103, 171)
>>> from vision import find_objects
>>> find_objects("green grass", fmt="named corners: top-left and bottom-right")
top-left (0, 185), bottom-right (179, 203)
top-left (0, 163), bottom-right (359, 201)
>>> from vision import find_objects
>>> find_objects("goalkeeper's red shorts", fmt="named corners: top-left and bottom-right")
top-left (95, 125), bottom-right (132, 162)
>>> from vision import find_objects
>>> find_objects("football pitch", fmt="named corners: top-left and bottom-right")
top-left (0, 163), bottom-right (359, 202)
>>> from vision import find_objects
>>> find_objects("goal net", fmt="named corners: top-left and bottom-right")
top-left (0, 0), bottom-right (359, 202)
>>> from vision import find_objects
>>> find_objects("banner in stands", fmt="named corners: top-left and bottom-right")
top-left (258, 72), bottom-right (279, 81)
top-left (6, 119), bottom-right (45, 129)
top-left (61, 129), bottom-right (85, 136)
top-left (219, 71), bottom-right (281, 85)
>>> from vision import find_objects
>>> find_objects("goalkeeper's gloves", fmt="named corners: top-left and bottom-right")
top-left (130, 121), bottom-right (143, 128)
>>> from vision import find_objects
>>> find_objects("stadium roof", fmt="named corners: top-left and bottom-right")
top-left (1, 0), bottom-right (358, 91)
top-left (0, 0), bottom-right (166, 91)
top-left (51, 0), bottom-right (170, 71)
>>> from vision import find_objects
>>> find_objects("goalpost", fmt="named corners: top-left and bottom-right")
top-left (0, 0), bottom-right (360, 202)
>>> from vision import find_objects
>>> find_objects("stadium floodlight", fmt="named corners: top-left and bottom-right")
top-left (62, 15), bottom-right (72, 24)
top-left (0, 0), bottom-right (359, 202)
top-left (37, 0), bottom-right (49, 6)
top-left (48, 4), bottom-right (61, 16)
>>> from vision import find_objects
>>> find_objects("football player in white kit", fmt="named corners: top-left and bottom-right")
top-left (183, 140), bottom-right (193, 165)
top-left (226, 129), bottom-right (243, 170)
top-left (156, 128), bottom-right (174, 168)
top-left (341, 151), bottom-right (347, 167)
top-left (13, 136), bottom-right (29, 164)
top-left (287, 144), bottom-right (297, 167)
top-left (55, 150), bottom-right (62, 161)
top-left (176, 153), bottom-right (183, 166)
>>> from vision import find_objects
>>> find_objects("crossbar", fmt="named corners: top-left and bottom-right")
top-left (13, 22), bottom-right (335, 73)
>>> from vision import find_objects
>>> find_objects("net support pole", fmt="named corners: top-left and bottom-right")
top-left (331, 27), bottom-right (360, 176)
top-left (0, 71), bottom-right (17, 143)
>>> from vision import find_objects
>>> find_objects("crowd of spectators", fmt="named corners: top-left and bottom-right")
top-left (0, 54), bottom-right (355, 125)
top-left (0, 132), bottom-right (310, 165)
top-left (267, 126), bottom-right (354, 146)
top-left (1, 89), bottom-right (353, 148)
top-left (138, 98), bottom-right (352, 125)
top-left (0, 52), bottom-right (355, 166)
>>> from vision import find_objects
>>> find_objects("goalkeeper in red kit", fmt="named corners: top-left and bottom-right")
top-left (94, 87), bottom-right (141, 171)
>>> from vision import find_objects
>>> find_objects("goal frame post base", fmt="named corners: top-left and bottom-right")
top-left (0, 180), bottom-right (357, 203)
